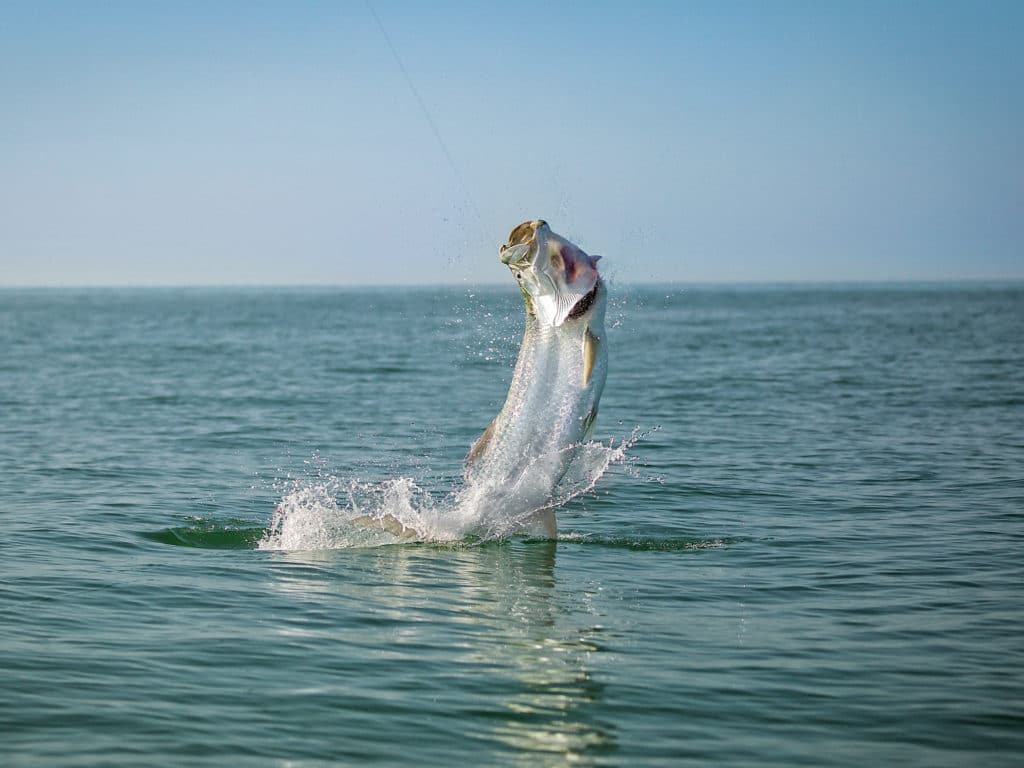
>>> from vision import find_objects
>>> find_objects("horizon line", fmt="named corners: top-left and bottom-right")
top-left (1, 276), bottom-right (1023, 290)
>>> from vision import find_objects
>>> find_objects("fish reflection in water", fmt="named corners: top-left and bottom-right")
top-left (266, 542), bottom-right (616, 764)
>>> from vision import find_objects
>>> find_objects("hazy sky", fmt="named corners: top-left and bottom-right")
top-left (1, 1), bottom-right (1021, 286)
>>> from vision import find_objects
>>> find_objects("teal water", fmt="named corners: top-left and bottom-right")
top-left (1, 284), bottom-right (1022, 766)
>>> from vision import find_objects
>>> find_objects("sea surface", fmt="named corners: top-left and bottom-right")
top-left (1, 283), bottom-right (1022, 766)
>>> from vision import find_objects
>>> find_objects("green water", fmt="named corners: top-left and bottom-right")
top-left (1, 284), bottom-right (1022, 765)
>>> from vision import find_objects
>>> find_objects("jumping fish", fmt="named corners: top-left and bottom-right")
top-left (456, 220), bottom-right (608, 537)
top-left (351, 220), bottom-right (607, 541)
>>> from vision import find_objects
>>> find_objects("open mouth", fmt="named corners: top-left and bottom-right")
top-left (499, 220), bottom-right (547, 267)
top-left (499, 242), bottom-right (533, 267)
top-left (498, 220), bottom-right (601, 328)
top-left (500, 219), bottom-right (600, 287)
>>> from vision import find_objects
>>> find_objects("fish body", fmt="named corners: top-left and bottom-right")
top-left (348, 220), bottom-right (608, 541)
top-left (457, 220), bottom-right (608, 537)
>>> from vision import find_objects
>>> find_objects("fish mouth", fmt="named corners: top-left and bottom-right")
top-left (499, 220), bottom-right (547, 267)
top-left (498, 220), bottom-right (601, 327)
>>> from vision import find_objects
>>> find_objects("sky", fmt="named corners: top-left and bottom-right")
top-left (1, 0), bottom-right (1021, 286)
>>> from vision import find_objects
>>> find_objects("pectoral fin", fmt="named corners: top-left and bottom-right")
top-left (583, 326), bottom-right (601, 387)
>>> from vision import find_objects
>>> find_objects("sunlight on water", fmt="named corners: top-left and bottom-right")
top-left (258, 436), bottom-right (636, 550)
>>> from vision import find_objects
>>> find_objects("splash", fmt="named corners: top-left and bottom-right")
top-left (257, 435), bottom-right (636, 551)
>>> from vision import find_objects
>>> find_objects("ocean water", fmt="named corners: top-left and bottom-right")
top-left (1, 283), bottom-right (1022, 766)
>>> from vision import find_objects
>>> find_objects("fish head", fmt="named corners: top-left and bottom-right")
top-left (499, 220), bottom-right (602, 327)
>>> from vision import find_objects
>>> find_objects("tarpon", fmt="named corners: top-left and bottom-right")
top-left (350, 220), bottom-right (607, 541)
top-left (455, 219), bottom-right (608, 537)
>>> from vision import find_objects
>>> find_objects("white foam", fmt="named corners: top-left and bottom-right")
top-left (258, 435), bottom-right (636, 551)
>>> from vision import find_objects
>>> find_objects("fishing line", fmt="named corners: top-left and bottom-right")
top-left (365, 0), bottom-right (487, 248)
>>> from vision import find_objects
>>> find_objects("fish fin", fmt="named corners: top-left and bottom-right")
top-left (583, 326), bottom-right (601, 387)
top-left (465, 417), bottom-right (497, 469)
top-left (581, 406), bottom-right (599, 441)
top-left (351, 513), bottom-right (419, 540)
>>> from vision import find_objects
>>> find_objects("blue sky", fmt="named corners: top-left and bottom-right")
top-left (1, 1), bottom-right (1021, 286)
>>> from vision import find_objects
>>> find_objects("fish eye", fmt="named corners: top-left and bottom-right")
top-left (515, 271), bottom-right (523, 280)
